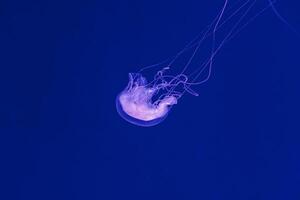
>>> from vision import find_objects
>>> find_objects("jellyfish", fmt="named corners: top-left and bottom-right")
top-left (116, 0), bottom-right (295, 127)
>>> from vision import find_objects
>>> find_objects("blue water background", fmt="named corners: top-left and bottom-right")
top-left (1, 0), bottom-right (300, 199)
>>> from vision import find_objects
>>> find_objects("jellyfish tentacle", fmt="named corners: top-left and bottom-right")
top-left (267, 0), bottom-right (300, 37)
top-left (183, 84), bottom-right (199, 96)
top-left (188, 0), bottom-right (257, 86)
top-left (138, 0), bottom-right (253, 75)
top-left (206, 0), bottom-right (229, 87)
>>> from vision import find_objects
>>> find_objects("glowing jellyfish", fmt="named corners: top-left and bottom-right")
top-left (116, 0), bottom-right (295, 127)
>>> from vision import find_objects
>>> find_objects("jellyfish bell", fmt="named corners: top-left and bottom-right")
top-left (116, 73), bottom-right (178, 127)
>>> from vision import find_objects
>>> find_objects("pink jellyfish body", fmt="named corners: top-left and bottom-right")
top-left (116, 0), bottom-right (295, 127)
top-left (116, 73), bottom-right (178, 127)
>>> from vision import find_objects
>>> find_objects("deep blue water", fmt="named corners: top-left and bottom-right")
top-left (1, 0), bottom-right (300, 199)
